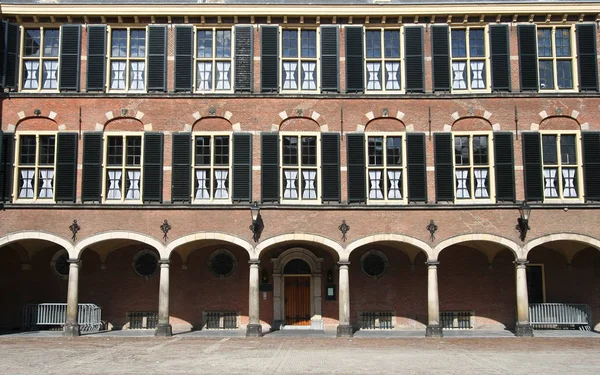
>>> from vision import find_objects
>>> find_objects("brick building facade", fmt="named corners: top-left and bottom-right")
top-left (1, 0), bottom-right (600, 337)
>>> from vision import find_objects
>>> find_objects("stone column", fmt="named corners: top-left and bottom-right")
top-left (426, 260), bottom-right (442, 337)
top-left (336, 261), bottom-right (352, 337)
top-left (63, 259), bottom-right (81, 337)
top-left (246, 260), bottom-right (262, 337)
top-left (515, 260), bottom-right (533, 337)
top-left (154, 260), bottom-right (172, 337)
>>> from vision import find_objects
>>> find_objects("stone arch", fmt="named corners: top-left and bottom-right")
top-left (13, 114), bottom-right (60, 132)
top-left (274, 247), bottom-right (323, 275)
top-left (73, 231), bottom-right (165, 260)
top-left (365, 117), bottom-right (406, 132)
top-left (184, 109), bottom-right (240, 132)
top-left (101, 116), bottom-right (146, 132)
top-left (444, 108), bottom-right (499, 132)
top-left (356, 109), bottom-right (413, 132)
top-left (346, 234), bottom-right (433, 262)
top-left (255, 233), bottom-right (343, 261)
top-left (165, 232), bottom-right (253, 260)
top-left (531, 109), bottom-right (586, 131)
top-left (537, 115), bottom-right (581, 131)
top-left (451, 116), bottom-right (494, 132)
top-left (523, 233), bottom-right (600, 258)
top-left (0, 231), bottom-right (73, 255)
top-left (433, 233), bottom-right (521, 261)
top-left (275, 109), bottom-right (328, 132)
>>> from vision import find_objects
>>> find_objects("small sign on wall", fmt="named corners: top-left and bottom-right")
top-left (325, 284), bottom-right (336, 301)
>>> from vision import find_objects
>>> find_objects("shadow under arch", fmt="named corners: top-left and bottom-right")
top-left (523, 233), bottom-right (600, 258)
top-left (345, 234), bottom-right (432, 262)
top-left (165, 232), bottom-right (253, 260)
top-left (73, 231), bottom-right (165, 259)
top-left (0, 231), bottom-right (73, 253)
top-left (254, 233), bottom-right (343, 261)
top-left (433, 233), bottom-right (522, 261)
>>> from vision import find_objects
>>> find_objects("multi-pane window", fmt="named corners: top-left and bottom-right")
top-left (537, 27), bottom-right (575, 90)
top-left (365, 29), bottom-right (402, 91)
top-left (454, 134), bottom-right (493, 200)
top-left (105, 135), bottom-right (143, 202)
top-left (193, 134), bottom-right (231, 202)
top-left (451, 28), bottom-right (487, 91)
top-left (281, 29), bottom-right (318, 91)
top-left (366, 135), bottom-right (406, 202)
top-left (541, 133), bottom-right (580, 199)
top-left (21, 28), bottom-right (60, 90)
top-left (14, 134), bottom-right (56, 200)
top-left (281, 134), bottom-right (320, 202)
top-left (195, 28), bottom-right (233, 92)
top-left (109, 28), bottom-right (146, 90)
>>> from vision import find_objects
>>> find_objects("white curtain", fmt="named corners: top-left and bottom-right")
top-left (284, 170), bottom-right (298, 199)
top-left (111, 61), bottom-right (126, 89)
top-left (474, 169), bottom-right (489, 198)
top-left (216, 62), bottom-right (231, 90)
top-left (195, 170), bottom-right (210, 199)
top-left (385, 62), bottom-right (400, 90)
top-left (455, 169), bottom-right (470, 198)
top-left (369, 170), bottom-right (383, 199)
top-left (470, 61), bottom-right (485, 89)
top-left (452, 62), bottom-right (466, 89)
top-left (544, 168), bottom-right (558, 198)
top-left (129, 61), bottom-right (145, 90)
top-left (302, 170), bottom-right (317, 199)
top-left (301, 62), bottom-right (316, 90)
top-left (562, 168), bottom-right (577, 198)
top-left (19, 169), bottom-right (35, 198)
top-left (387, 170), bottom-right (402, 199)
top-left (197, 62), bottom-right (212, 91)
top-left (214, 170), bottom-right (229, 199)
top-left (23, 61), bottom-right (40, 89)
top-left (366, 62), bottom-right (382, 90)
top-left (107, 170), bottom-right (122, 200)
top-left (126, 170), bottom-right (141, 200)
top-left (282, 62), bottom-right (298, 90)
top-left (43, 61), bottom-right (58, 89)
top-left (38, 169), bottom-right (54, 198)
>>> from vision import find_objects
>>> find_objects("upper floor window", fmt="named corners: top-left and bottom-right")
top-left (451, 27), bottom-right (487, 91)
top-left (453, 133), bottom-right (494, 201)
top-left (104, 134), bottom-right (143, 202)
top-left (537, 27), bottom-right (575, 90)
top-left (541, 132), bottom-right (581, 200)
top-left (193, 134), bottom-right (231, 202)
top-left (195, 28), bottom-right (233, 92)
top-left (14, 133), bottom-right (56, 201)
top-left (366, 134), bottom-right (406, 202)
top-left (281, 28), bottom-right (318, 92)
top-left (365, 29), bottom-right (402, 92)
top-left (21, 28), bottom-right (59, 91)
top-left (280, 133), bottom-right (320, 203)
top-left (109, 28), bottom-right (146, 91)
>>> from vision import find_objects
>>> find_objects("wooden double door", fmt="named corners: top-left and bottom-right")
top-left (284, 276), bottom-right (311, 326)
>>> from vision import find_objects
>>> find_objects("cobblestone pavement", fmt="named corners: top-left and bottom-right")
top-left (1, 336), bottom-right (600, 374)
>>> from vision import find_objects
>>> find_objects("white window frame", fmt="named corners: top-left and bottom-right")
top-left (536, 25), bottom-right (578, 92)
top-left (279, 132), bottom-right (321, 204)
top-left (102, 132), bottom-right (144, 203)
top-left (364, 28), bottom-right (404, 93)
top-left (449, 26), bottom-right (491, 93)
top-left (191, 132), bottom-right (233, 204)
top-left (540, 130), bottom-right (583, 203)
top-left (19, 26), bottom-right (60, 92)
top-left (107, 27), bottom-right (147, 92)
top-left (365, 133), bottom-right (408, 204)
top-left (12, 131), bottom-right (57, 203)
top-left (280, 27), bottom-right (320, 93)
top-left (193, 27), bottom-right (235, 93)
top-left (452, 131), bottom-right (495, 204)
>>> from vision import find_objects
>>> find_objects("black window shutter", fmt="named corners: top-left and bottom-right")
top-left (493, 132), bottom-right (515, 202)
top-left (518, 25), bottom-right (539, 91)
top-left (407, 133), bottom-right (427, 202)
top-left (582, 132), bottom-right (600, 201)
top-left (59, 25), bottom-right (81, 92)
top-left (577, 24), bottom-right (599, 92)
top-left (171, 133), bottom-right (192, 203)
top-left (143, 133), bottom-right (164, 203)
top-left (55, 133), bottom-right (79, 203)
top-left (321, 133), bottom-right (340, 202)
top-left (347, 133), bottom-right (366, 203)
top-left (0, 133), bottom-right (14, 203)
top-left (431, 25), bottom-right (450, 92)
top-left (405, 26), bottom-right (424, 93)
top-left (490, 24), bottom-right (511, 92)
top-left (235, 25), bottom-right (253, 93)
top-left (522, 132), bottom-right (543, 201)
top-left (3, 22), bottom-right (19, 90)
top-left (321, 26), bottom-right (339, 93)
top-left (261, 26), bottom-right (278, 93)
top-left (86, 25), bottom-right (106, 92)
top-left (174, 26), bottom-right (193, 92)
top-left (261, 133), bottom-right (279, 202)
top-left (148, 25), bottom-right (167, 92)
top-left (434, 133), bottom-right (454, 202)
top-left (345, 26), bottom-right (364, 93)
top-left (81, 133), bottom-right (103, 202)
top-left (232, 133), bottom-right (252, 202)
top-left (0, 21), bottom-right (6, 89)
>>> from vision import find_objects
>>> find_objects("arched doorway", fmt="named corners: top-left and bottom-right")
top-left (272, 248), bottom-right (323, 330)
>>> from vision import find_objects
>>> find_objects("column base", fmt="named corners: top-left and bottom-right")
top-left (154, 323), bottom-right (173, 337)
top-left (425, 324), bottom-right (443, 338)
top-left (246, 324), bottom-right (263, 337)
top-left (514, 323), bottom-right (534, 337)
top-left (336, 325), bottom-right (353, 337)
top-left (62, 323), bottom-right (81, 337)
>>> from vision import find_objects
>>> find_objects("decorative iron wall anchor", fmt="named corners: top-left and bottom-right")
top-left (338, 220), bottom-right (350, 242)
top-left (427, 220), bottom-right (438, 242)
top-left (69, 220), bottom-right (80, 242)
top-left (160, 220), bottom-right (172, 242)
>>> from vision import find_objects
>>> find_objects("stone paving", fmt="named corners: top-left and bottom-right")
top-left (1, 331), bottom-right (600, 374)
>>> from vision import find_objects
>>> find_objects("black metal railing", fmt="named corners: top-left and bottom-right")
top-left (204, 311), bottom-right (239, 330)
top-left (359, 312), bottom-right (394, 330)
top-left (127, 311), bottom-right (158, 329)
top-left (440, 311), bottom-right (472, 329)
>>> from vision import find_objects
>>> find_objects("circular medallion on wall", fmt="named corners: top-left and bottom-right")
top-left (361, 250), bottom-right (389, 279)
top-left (133, 249), bottom-right (159, 278)
top-left (51, 249), bottom-right (70, 279)
top-left (208, 249), bottom-right (237, 278)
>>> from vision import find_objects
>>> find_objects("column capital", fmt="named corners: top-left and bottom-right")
top-left (514, 259), bottom-right (529, 267)
top-left (249, 259), bottom-right (261, 265)
top-left (67, 259), bottom-right (81, 265)
top-left (337, 261), bottom-right (351, 267)
top-left (158, 259), bottom-right (171, 267)
top-left (426, 260), bottom-right (440, 267)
